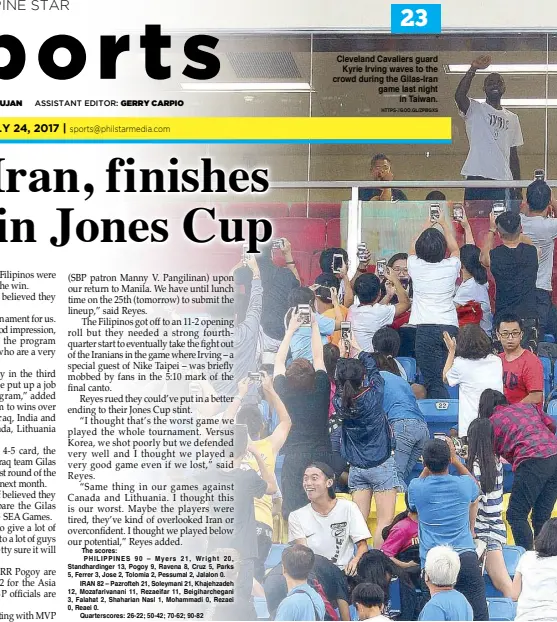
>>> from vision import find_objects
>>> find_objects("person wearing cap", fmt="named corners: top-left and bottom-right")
top-left (480, 210), bottom-right (539, 350)
top-left (288, 462), bottom-right (371, 576)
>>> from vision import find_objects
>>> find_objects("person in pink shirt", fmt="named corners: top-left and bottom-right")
top-left (380, 494), bottom-right (419, 571)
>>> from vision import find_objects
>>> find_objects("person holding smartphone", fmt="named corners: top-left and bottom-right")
top-left (408, 212), bottom-right (461, 399)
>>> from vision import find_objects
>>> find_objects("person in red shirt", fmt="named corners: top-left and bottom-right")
top-left (479, 388), bottom-right (557, 551)
top-left (496, 313), bottom-right (543, 405)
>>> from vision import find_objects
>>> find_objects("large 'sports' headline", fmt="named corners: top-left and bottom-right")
top-left (0, 26), bottom-right (220, 80)
top-left (0, 157), bottom-right (272, 249)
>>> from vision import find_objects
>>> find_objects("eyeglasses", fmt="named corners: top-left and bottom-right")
top-left (392, 266), bottom-right (408, 274)
top-left (372, 165), bottom-right (390, 172)
top-left (498, 331), bottom-right (522, 339)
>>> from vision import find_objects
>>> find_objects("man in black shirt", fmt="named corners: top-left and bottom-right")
top-left (480, 210), bottom-right (539, 349)
top-left (359, 154), bottom-right (408, 202)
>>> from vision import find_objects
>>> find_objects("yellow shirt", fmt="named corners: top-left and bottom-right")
top-left (323, 305), bottom-right (348, 346)
top-left (244, 437), bottom-right (275, 528)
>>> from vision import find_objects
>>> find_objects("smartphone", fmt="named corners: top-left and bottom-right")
top-left (453, 203), bottom-right (464, 221)
top-left (340, 321), bottom-right (351, 342)
top-left (534, 169), bottom-right (545, 181)
top-left (242, 243), bottom-right (251, 266)
top-left (433, 432), bottom-right (446, 440)
top-left (296, 303), bottom-right (311, 325)
top-left (430, 203), bottom-right (441, 222)
top-left (248, 372), bottom-right (262, 384)
top-left (376, 259), bottom-right (387, 277)
top-left (272, 238), bottom-right (284, 250)
top-left (492, 202), bottom-right (506, 218)
top-left (332, 254), bottom-right (344, 274)
top-left (189, 382), bottom-right (202, 398)
top-left (357, 243), bottom-right (367, 261)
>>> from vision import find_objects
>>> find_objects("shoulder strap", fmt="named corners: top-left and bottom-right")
top-left (291, 589), bottom-right (321, 621)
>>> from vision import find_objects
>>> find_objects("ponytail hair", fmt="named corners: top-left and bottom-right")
top-left (467, 418), bottom-right (498, 494)
top-left (478, 389), bottom-right (508, 420)
top-left (335, 358), bottom-right (365, 414)
top-left (371, 352), bottom-right (401, 377)
top-left (460, 244), bottom-right (488, 285)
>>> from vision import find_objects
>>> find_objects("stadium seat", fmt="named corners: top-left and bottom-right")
top-left (486, 597), bottom-right (517, 621)
top-left (503, 462), bottom-right (514, 493)
top-left (310, 252), bottom-right (325, 283)
top-left (445, 384), bottom-right (459, 399)
top-left (389, 577), bottom-right (402, 617)
top-left (254, 596), bottom-right (270, 620)
top-left (271, 218), bottom-right (327, 252)
top-left (547, 401), bottom-right (557, 433)
top-left (290, 202), bottom-right (342, 220)
top-left (543, 334), bottom-right (556, 343)
top-left (485, 545), bottom-right (525, 597)
top-left (541, 356), bottom-right (552, 396)
top-left (417, 399), bottom-right (459, 436)
top-left (264, 543), bottom-right (288, 571)
top-left (219, 202), bottom-right (289, 219)
top-left (326, 219), bottom-right (342, 248)
top-left (273, 250), bottom-right (312, 285)
top-left (396, 357), bottom-right (417, 383)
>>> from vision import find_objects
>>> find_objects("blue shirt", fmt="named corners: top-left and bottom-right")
top-left (418, 590), bottom-right (473, 621)
top-left (290, 313), bottom-right (335, 362)
top-left (275, 583), bottom-right (325, 621)
top-left (380, 371), bottom-right (425, 422)
top-left (408, 475), bottom-right (478, 566)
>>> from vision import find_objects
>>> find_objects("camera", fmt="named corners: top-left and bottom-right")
top-left (453, 203), bottom-right (464, 221)
top-left (430, 203), bottom-right (441, 222)
top-left (272, 238), bottom-right (285, 250)
top-left (492, 202), bottom-right (506, 218)
top-left (376, 259), bottom-right (387, 277)
top-left (534, 169), bottom-right (545, 181)
top-left (297, 303), bottom-right (311, 325)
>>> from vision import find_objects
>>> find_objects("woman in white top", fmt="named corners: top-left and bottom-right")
top-left (511, 517), bottom-right (557, 621)
top-left (443, 324), bottom-right (503, 437)
top-left (454, 243), bottom-right (493, 336)
top-left (408, 212), bottom-right (461, 399)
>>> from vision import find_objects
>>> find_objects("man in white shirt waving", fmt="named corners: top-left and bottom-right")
top-left (455, 55), bottom-right (523, 203)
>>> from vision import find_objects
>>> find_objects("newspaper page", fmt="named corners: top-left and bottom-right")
top-left (1, 2), bottom-right (556, 622)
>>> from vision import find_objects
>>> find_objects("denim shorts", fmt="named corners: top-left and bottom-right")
top-left (348, 455), bottom-right (403, 493)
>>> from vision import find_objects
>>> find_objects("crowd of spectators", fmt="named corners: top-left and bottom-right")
top-left (200, 173), bottom-right (557, 619)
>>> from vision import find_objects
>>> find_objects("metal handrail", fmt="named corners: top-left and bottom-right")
top-left (270, 179), bottom-right (554, 189)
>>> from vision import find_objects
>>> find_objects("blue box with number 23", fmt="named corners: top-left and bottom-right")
top-left (391, 4), bottom-right (441, 34)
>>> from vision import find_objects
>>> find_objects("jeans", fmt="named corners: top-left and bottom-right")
top-left (507, 453), bottom-right (557, 550)
top-left (415, 324), bottom-right (458, 399)
top-left (348, 455), bottom-right (402, 492)
top-left (536, 289), bottom-right (557, 340)
top-left (391, 418), bottom-right (430, 491)
top-left (254, 522), bottom-right (273, 584)
top-left (455, 551), bottom-right (489, 621)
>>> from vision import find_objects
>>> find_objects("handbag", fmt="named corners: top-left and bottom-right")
top-left (456, 300), bottom-right (482, 327)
